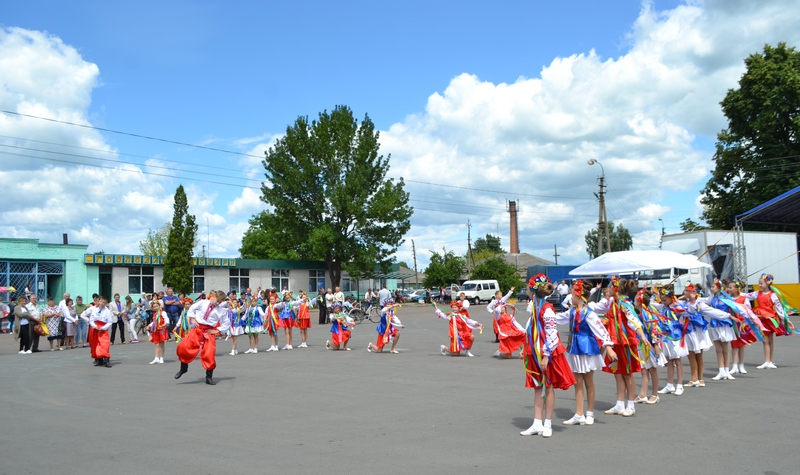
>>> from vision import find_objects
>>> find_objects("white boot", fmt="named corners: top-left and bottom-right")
top-left (149, 358), bottom-right (159, 365)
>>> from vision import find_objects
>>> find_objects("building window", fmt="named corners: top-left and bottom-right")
top-left (193, 267), bottom-right (205, 293)
top-left (229, 268), bottom-right (249, 293)
top-left (271, 269), bottom-right (289, 291)
top-left (129, 266), bottom-right (154, 294)
top-left (309, 270), bottom-right (325, 292)
top-left (341, 276), bottom-right (352, 292)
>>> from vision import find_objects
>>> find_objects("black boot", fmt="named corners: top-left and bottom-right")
top-left (93, 358), bottom-right (102, 366)
top-left (205, 369), bottom-right (216, 385)
top-left (174, 362), bottom-right (188, 379)
top-left (103, 357), bottom-right (112, 368)
top-left (494, 333), bottom-right (500, 343)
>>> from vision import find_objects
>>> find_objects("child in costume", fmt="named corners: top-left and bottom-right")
top-left (744, 273), bottom-right (796, 368)
top-left (434, 300), bottom-right (483, 357)
top-left (326, 302), bottom-right (354, 351)
top-left (593, 277), bottom-right (650, 417)
top-left (488, 298), bottom-right (525, 359)
top-left (293, 292), bottom-right (312, 348)
top-left (519, 274), bottom-right (576, 438)
top-left (227, 297), bottom-right (245, 356)
top-left (367, 298), bottom-right (404, 353)
top-left (149, 300), bottom-right (169, 364)
top-left (726, 280), bottom-right (759, 374)
top-left (245, 297), bottom-right (264, 353)
top-left (80, 295), bottom-right (113, 368)
top-left (263, 294), bottom-right (285, 352)
top-left (679, 283), bottom-right (713, 388)
top-left (654, 286), bottom-right (688, 396)
top-left (490, 287), bottom-right (515, 343)
top-left (699, 280), bottom-right (739, 381)
top-left (280, 292), bottom-right (296, 350)
top-left (174, 291), bottom-right (231, 385)
top-left (634, 289), bottom-right (667, 405)
top-left (554, 280), bottom-right (615, 426)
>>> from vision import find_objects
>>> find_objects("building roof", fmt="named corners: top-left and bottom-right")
top-left (736, 184), bottom-right (800, 227)
top-left (466, 252), bottom-right (555, 279)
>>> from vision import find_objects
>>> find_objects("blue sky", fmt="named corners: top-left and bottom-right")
top-left (1, 0), bottom-right (797, 269)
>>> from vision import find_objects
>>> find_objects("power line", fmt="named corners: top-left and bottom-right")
top-left (0, 109), bottom-right (264, 159)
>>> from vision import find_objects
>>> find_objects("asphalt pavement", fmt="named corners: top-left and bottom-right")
top-left (1, 303), bottom-right (798, 475)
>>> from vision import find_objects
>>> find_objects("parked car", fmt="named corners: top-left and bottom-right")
top-left (459, 280), bottom-right (499, 305)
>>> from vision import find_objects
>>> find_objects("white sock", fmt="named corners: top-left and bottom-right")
top-left (626, 400), bottom-right (635, 410)
top-left (665, 383), bottom-right (675, 390)
top-left (544, 419), bottom-right (552, 428)
top-left (586, 411), bottom-right (594, 417)
top-left (615, 400), bottom-right (624, 409)
top-left (533, 418), bottom-right (542, 427)
top-left (739, 363), bottom-right (745, 370)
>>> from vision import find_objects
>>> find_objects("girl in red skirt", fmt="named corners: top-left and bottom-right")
top-left (149, 300), bottom-right (169, 365)
top-left (489, 300), bottom-right (525, 358)
top-left (326, 302), bottom-right (353, 350)
top-left (594, 277), bottom-right (650, 417)
top-left (294, 292), bottom-right (312, 348)
top-left (726, 280), bottom-right (757, 374)
top-left (744, 274), bottom-right (795, 369)
top-left (490, 287), bottom-right (515, 343)
top-left (367, 298), bottom-right (404, 353)
top-left (519, 275), bottom-right (576, 438)
top-left (434, 300), bottom-right (483, 357)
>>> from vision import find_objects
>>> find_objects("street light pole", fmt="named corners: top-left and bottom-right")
top-left (587, 159), bottom-right (610, 256)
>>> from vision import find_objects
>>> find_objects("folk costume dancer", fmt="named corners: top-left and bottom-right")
top-left (490, 287), bottom-right (515, 343)
top-left (634, 290), bottom-right (668, 404)
top-left (81, 296), bottom-right (113, 368)
top-left (367, 298), bottom-right (404, 353)
top-left (149, 300), bottom-right (169, 365)
top-left (744, 273), bottom-right (796, 369)
top-left (434, 300), bottom-right (483, 357)
top-left (326, 302), bottom-right (354, 351)
top-left (228, 299), bottom-right (245, 356)
top-left (554, 280), bottom-right (615, 426)
top-left (488, 299), bottom-right (525, 359)
top-left (680, 283), bottom-right (713, 388)
top-left (727, 280), bottom-right (760, 374)
top-left (593, 277), bottom-right (650, 417)
top-left (654, 287), bottom-right (689, 396)
top-left (519, 274), bottom-right (576, 438)
top-left (279, 293), bottom-right (296, 350)
top-left (263, 294), bottom-right (284, 352)
top-left (174, 291), bottom-right (231, 385)
top-left (245, 298), bottom-right (264, 353)
top-left (293, 292), bottom-right (312, 348)
top-left (699, 280), bottom-right (739, 381)
top-left (172, 298), bottom-right (194, 342)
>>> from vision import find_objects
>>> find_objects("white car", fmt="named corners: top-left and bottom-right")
top-left (459, 279), bottom-right (499, 305)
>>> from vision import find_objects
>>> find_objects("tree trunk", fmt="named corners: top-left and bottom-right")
top-left (326, 253), bottom-right (342, 289)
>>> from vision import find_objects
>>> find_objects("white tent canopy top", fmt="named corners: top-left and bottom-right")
top-left (569, 250), bottom-right (712, 276)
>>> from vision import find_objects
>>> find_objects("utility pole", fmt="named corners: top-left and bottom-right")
top-left (588, 159), bottom-right (610, 256)
top-left (412, 239), bottom-right (418, 289)
top-left (553, 244), bottom-right (560, 265)
top-left (466, 219), bottom-right (473, 269)
top-left (658, 218), bottom-right (665, 249)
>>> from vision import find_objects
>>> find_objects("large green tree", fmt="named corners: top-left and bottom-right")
top-left (423, 251), bottom-right (465, 289)
top-left (241, 105), bottom-right (413, 287)
top-left (469, 256), bottom-right (522, 294)
top-left (584, 221), bottom-right (633, 259)
top-left (162, 185), bottom-right (198, 294)
top-left (701, 43), bottom-right (800, 228)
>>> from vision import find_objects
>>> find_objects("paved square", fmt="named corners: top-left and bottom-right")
top-left (1, 303), bottom-right (797, 474)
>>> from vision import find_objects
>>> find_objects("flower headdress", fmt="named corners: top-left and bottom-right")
top-left (528, 274), bottom-right (550, 292)
top-left (572, 280), bottom-right (587, 302)
top-left (762, 273), bottom-right (774, 286)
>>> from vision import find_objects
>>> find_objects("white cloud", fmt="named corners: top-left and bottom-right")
top-left (227, 187), bottom-right (265, 219)
top-left (383, 0), bottom-right (800, 268)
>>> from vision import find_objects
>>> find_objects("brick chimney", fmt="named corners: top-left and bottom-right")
top-left (509, 201), bottom-right (519, 253)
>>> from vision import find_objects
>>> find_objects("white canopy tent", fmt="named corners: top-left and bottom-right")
top-left (569, 250), bottom-right (712, 276)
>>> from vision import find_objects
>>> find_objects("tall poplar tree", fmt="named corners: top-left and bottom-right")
top-left (162, 185), bottom-right (198, 294)
top-left (241, 105), bottom-right (413, 287)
